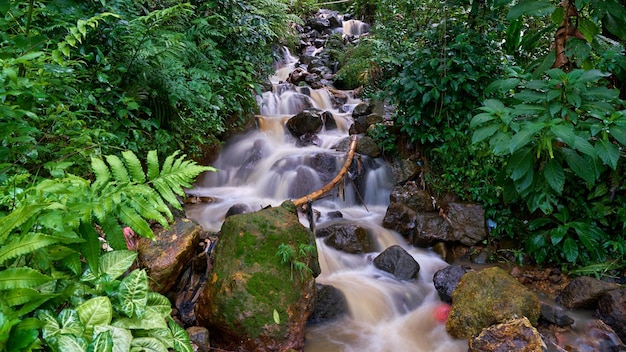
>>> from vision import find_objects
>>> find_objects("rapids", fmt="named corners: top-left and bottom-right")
top-left (185, 17), bottom-right (468, 352)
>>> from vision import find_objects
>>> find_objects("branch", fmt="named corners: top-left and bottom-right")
top-left (292, 134), bottom-right (358, 207)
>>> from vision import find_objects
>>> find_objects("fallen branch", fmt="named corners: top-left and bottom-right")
top-left (292, 134), bottom-right (358, 207)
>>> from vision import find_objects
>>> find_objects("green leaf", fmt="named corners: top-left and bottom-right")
top-left (507, 147), bottom-right (534, 181)
top-left (562, 237), bottom-right (579, 263)
top-left (507, 0), bottom-right (555, 19)
top-left (57, 335), bottom-right (88, 352)
top-left (147, 151), bottom-right (160, 181)
top-left (561, 148), bottom-right (596, 184)
top-left (105, 155), bottom-right (129, 183)
top-left (595, 139), bottom-right (620, 170)
top-left (99, 250), bottom-right (138, 281)
top-left (470, 112), bottom-right (496, 128)
top-left (509, 123), bottom-right (544, 153)
top-left (77, 296), bottom-right (113, 327)
top-left (146, 293), bottom-right (172, 317)
top-left (609, 125), bottom-right (626, 146)
top-left (58, 309), bottom-right (85, 336)
top-left (0, 233), bottom-right (60, 265)
top-left (472, 125), bottom-right (500, 144)
top-left (130, 337), bottom-right (168, 352)
top-left (91, 157), bottom-right (111, 190)
top-left (0, 267), bottom-right (53, 290)
top-left (168, 317), bottom-right (193, 352)
top-left (112, 310), bottom-right (168, 330)
top-left (93, 326), bottom-right (132, 352)
top-left (549, 226), bottom-right (567, 245)
top-left (118, 205), bottom-right (154, 239)
top-left (550, 124), bottom-right (576, 146)
top-left (90, 330), bottom-right (113, 352)
top-left (544, 159), bottom-right (565, 193)
top-left (119, 269), bottom-right (149, 318)
top-left (122, 151), bottom-right (146, 183)
top-left (79, 221), bottom-right (102, 277)
top-left (0, 204), bottom-right (46, 242)
top-left (273, 309), bottom-right (280, 324)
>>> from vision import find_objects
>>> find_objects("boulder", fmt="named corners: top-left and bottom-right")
top-left (597, 288), bottom-right (626, 341)
top-left (382, 204), bottom-right (450, 247)
top-left (388, 183), bottom-right (434, 212)
top-left (195, 201), bottom-right (318, 352)
top-left (322, 224), bottom-right (374, 254)
top-left (286, 108), bottom-right (325, 138)
top-left (446, 267), bottom-right (541, 339)
top-left (433, 265), bottom-right (472, 303)
top-left (137, 218), bottom-right (202, 293)
top-left (556, 276), bottom-right (620, 309)
top-left (446, 202), bottom-right (486, 245)
top-left (468, 317), bottom-right (544, 352)
top-left (186, 326), bottom-right (210, 352)
top-left (539, 303), bottom-right (574, 327)
top-left (372, 245), bottom-right (420, 280)
top-left (308, 284), bottom-right (348, 324)
top-left (355, 136), bottom-right (380, 158)
top-left (389, 159), bottom-right (420, 184)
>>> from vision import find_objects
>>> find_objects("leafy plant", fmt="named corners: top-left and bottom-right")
top-left (0, 150), bottom-right (212, 350)
top-left (276, 243), bottom-right (316, 282)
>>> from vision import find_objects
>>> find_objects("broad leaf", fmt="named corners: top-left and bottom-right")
top-left (99, 250), bottom-right (137, 281)
top-left (561, 148), bottom-right (596, 184)
top-left (0, 204), bottom-right (46, 242)
top-left (77, 296), bottom-right (113, 327)
top-left (549, 226), bottom-right (567, 245)
top-left (543, 159), bottom-right (565, 193)
top-left (0, 267), bottom-right (52, 290)
top-left (93, 326), bottom-right (132, 352)
top-left (79, 221), bottom-right (102, 277)
top-left (509, 122), bottom-right (545, 153)
top-left (609, 125), bottom-right (626, 146)
top-left (57, 335), bottom-right (88, 352)
top-left (90, 330), bottom-right (113, 352)
top-left (3, 288), bottom-right (56, 307)
top-left (507, 0), bottom-right (555, 19)
top-left (168, 317), bottom-right (193, 352)
top-left (119, 269), bottom-right (149, 318)
top-left (507, 147), bottom-right (534, 181)
top-left (130, 337), bottom-right (168, 352)
top-left (472, 125), bottom-right (500, 144)
top-left (58, 309), bottom-right (85, 336)
top-left (112, 310), bottom-right (169, 330)
top-left (146, 293), bottom-right (172, 317)
top-left (595, 139), bottom-right (620, 170)
top-left (0, 233), bottom-right (60, 265)
top-left (550, 124), bottom-right (576, 146)
top-left (562, 237), bottom-right (579, 263)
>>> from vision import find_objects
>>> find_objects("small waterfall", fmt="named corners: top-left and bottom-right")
top-left (186, 14), bottom-right (467, 352)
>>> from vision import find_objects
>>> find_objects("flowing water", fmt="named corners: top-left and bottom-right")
top-left (186, 21), bottom-right (467, 352)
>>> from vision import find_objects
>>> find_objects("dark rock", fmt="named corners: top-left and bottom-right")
top-left (556, 276), bottom-right (620, 309)
top-left (287, 67), bottom-right (309, 85)
top-left (287, 165), bottom-right (320, 198)
top-left (137, 218), bottom-right (202, 293)
top-left (225, 203), bottom-right (250, 218)
top-left (373, 245), bottom-right (420, 280)
top-left (307, 17), bottom-right (331, 32)
top-left (389, 183), bottom-right (434, 212)
top-left (355, 136), bottom-right (380, 158)
top-left (446, 267), bottom-right (541, 339)
top-left (389, 159), bottom-right (420, 184)
top-left (195, 201), bottom-right (318, 352)
top-left (323, 224), bottom-right (374, 253)
top-left (297, 133), bottom-right (322, 147)
top-left (326, 211), bottom-right (343, 218)
top-left (433, 265), bottom-right (472, 303)
top-left (447, 202), bottom-right (486, 246)
top-left (321, 110), bottom-right (338, 130)
top-left (235, 139), bottom-right (267, 180)
top-left (309, 153), bottom-right (337, 183)
top-left (351, 102), bottom-right (373, 118)
top-left (186, 326), bottom-right (210, 352)
top-left (382, 204), bottom-right (450, 247)
top-left (468, 317), bottom-right (544, 352)
top-left (286, 108), bottom-right (325, 138)
top-left (540, 303), bottom-right (574, 326)
top-left (597, 288), bottom-right (626, 341)
top-left (308, 284), bottom-right (348, 324)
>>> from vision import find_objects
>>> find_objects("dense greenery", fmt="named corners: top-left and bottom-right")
top-left (344, 0), bottom-right (626, 270)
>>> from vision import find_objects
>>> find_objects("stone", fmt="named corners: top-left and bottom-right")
top-left (323, 224), bottom-right (374, 254)
top-left (389, 159), bottom-right (420, 184)
top-left (539, 303), bottom-right (574, 326)
top-left (446, 267), bottom-right (541, 339)
top-left (308, 284), bottom-right (348, 324)
top-left (195, 201), bottom-right (318, 352)
top-left (556, 276), bottom-right (620, 309)
top-left (446, 202), bottom-right (486, 246)
top-left (286, 108), bottom-right (325, 138)
top-left (186, 326), bottom-right (210, 352)
top-left (597, 288), bottom-right (626, 341)
top-left (355, 136), bottom-right (380, 158)
top-left (388, 183), bottom-right (434, 212)
top-left (433, 265), bottom-right (472, 303)
top-left (468, 317), bottom-right (544, 352)
top-left (373, 245), bottom-right (420, 280)
top-left (137, 218), bottom-right (202, 293)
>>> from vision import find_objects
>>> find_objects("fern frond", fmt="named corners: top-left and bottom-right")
top-left (4, 288), bottom-right (57, 307)
top-left (106, 155), bottom-right (129, 183)
top-left (118, 205), bottom-right (154, 239)
top-left (0, 233), bottom-right (61, 266)
top-left (126, 190), bottom-right (169, 227)
top-left (0, 204), bottom-right (47, 243)
top-left (147, 150), bottom-right (160, 180)
top-left (0, 267), bottom-right (53, 290)
top-left (91, 157), bottom-right (111, 190)
top-left (122, 151), bottom-right (146, 183)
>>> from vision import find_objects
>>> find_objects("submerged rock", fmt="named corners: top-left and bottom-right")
top-left (195, 201), bottom-right (318, 352)
top-left (308, 284), bottom-right (348, 324)
top-left (446, 267), bottom-right (541, 339)
top-left (286, 108), bottom-right (325, 138)
top-left (137, 218), bottom-right (202, 293)
top-left (468, 317), bottom-right (544, 352)
top-left (373, 245), bottom-right (420, 280)
top-left (597, 288), bottom-right (626, 342)
top-left (322, 223), bottom-right (374, 254)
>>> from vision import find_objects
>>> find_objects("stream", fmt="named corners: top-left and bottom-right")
top-left (185, 15), bottom-right (467, 351)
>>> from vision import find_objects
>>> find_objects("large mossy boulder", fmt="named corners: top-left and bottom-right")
top-left (446, 267), bottom-right (541, 339)
top-left (195, 201), bottom-right (318, 352)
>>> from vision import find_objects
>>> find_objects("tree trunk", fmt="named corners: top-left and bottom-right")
top-left (292, 134), bottom-right (358, 207)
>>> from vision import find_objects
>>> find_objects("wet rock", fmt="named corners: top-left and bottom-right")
top-left (309, 152), bottom-right (337, 183)
top-left (352, 101), bottom-right (373, 118)
top-left (225, 203), bottom-right (250, 218)
top-left (433, 265), bottom-right (472, 303)
top-left (307, 17), bottom-right (331, 32)
top-left (322, 110), bottom-right (338, 130)
top-left (388, 182), bottom-right (434, 212)
top-left (326, 211), bottom-right (343, 219)
top-left (382, 204), bottom-right (450, 247)
top-left (186, 326), bottom-right (210, 352)
top-left (308, 284), bottom-right (348, 324)
top-left (389, 159), bottom-right (420, 184)
top-left (447, 202), bottom-right (486, 246)
top-left (597, 288), bottom-right (626, 341)
top-left (468, 317), bottom-right (544, 352)
top-left (235, 139), bottom-right (267, 180)
top-left (195, 201), bottom-right (318, 352)
top-left (539, 303), bottom-right (574, 326)
top-left (286, 108), bottom-right (325, 138)
top-left (287, 67), bottom-right (309, 85)
top-left (287, 165), bottom-right (320, 199)
top-left (555, 319), bottom-right (625, 351)
top-left (355, 136), bottom-right (380, 158)
top-left (373, 245), bottom-right (420, 280)
top-left (446, 267), bottom-right (541, 339)
top-left (556, 276), bottom-right (620, 309)
top-left (137, 218), bottom-right (202, 293)
top-left (322, 224), bottom-right (374, 253)
top-left (297, 132), bottom-right (322, 147)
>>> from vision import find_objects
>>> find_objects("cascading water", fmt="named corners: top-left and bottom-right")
top-left (186, 16), bottom-right (467, 352)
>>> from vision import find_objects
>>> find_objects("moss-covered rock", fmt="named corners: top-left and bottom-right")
top-left (446, 267), bottom-right (540, 339)
top-left (195, 201), bottom-right (318, 352)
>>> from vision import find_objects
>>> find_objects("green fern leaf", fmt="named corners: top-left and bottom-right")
top-left (160, 150), bottom-right (180, 175)
top-left (0, 267), bottom-right (53, 290)
top-left (78, 221), bottom-right (102, 277)
top-left (147, 150), bottom-right (160, 181)
top-left (151, 179), bottom-right (182, 210)
top-left (0, 204), bottom-right (46, 242)
top-left (122, 150), bottom-right (146, 183)
top-left (118, 205), bottom-right (154, 239)
top-left (126, 191), bottom-right (169, 227)
top-left (0, 233), bottom-right (61, 265)
top-left (106, 155), bottom-right (129, 183)
top-left (91, 157), bottom-right (111, 190)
